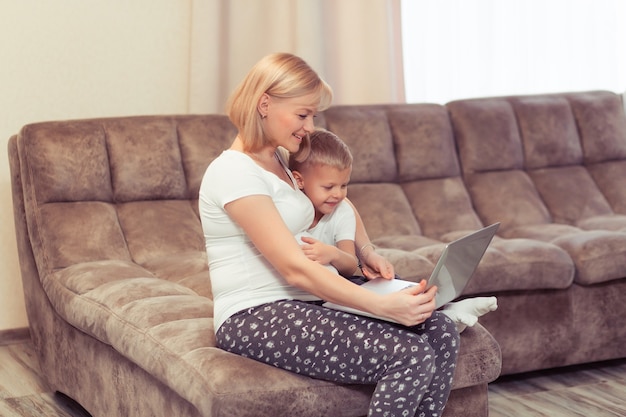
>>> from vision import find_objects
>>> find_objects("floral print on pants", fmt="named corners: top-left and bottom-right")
top-left (217, 300), bottom-right (459, 417)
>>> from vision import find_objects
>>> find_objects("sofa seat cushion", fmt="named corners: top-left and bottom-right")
top-left (576, 214), bottom-right (626, 233)
top-left (410, 237), bottom-right (574, 294)
top-left (551, 230), bottom-right (626, 285)
top-left (506, 225), bottom-right (626, 285)
top-left (41, 260), bottom-right (219, 415)
top-left (141, 251), bottom-right (213, 299)
top-left (48, 260), bottom-right (210, 343)
top-left (122, 322), bottom-right (498, 417)
top-left (461, 238), bottom-right (575, 294)
top-left (42, 256), bottom-right (502, 417)
top-left (374, 234), bottom-right (575, 295)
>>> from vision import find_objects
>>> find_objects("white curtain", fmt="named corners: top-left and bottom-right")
top-left (189, 0), bottom-right (404, 114)
top-left (401, 0), bottom-right (626, 104)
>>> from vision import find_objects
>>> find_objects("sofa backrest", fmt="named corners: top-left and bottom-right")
top-left (15, 115), bottom-right (236, 278)
top-left (447, 97), bottom-right (553, 232)
top-left (12, 90), bottom-right (626, 283)
top-left (568, 91), bottom-right (626, 214)
top-left (511, 94), bottom-right (615, 226)
top-left (448, 91), bottom-right (626, 233)
top-left (322, 104), bottom-right (483, 241)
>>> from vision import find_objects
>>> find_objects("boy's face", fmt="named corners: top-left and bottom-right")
top-left (293, 164), bottom-right (351, 220)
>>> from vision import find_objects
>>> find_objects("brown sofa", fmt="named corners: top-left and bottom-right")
top-left (9, 90), bottom-right (625, 416)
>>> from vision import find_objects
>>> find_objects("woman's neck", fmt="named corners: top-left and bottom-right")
top-left (232, 136), bottom-right (292, 186)
top-left (231, 136), bottom-right (276, 163)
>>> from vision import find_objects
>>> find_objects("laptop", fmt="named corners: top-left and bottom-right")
top-left (322, 222), bottom-right (500, 321)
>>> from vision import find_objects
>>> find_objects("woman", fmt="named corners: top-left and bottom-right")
top-left (199, 52), bottom-right (459, 417)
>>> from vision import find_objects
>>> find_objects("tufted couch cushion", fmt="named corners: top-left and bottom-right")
top-left (447, 93), bottom-right (626, 286)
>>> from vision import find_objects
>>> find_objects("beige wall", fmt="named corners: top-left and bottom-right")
top-left (0, 1), bottom-right (193, 331)
top-left (0, 0), bottom-right (401, 332)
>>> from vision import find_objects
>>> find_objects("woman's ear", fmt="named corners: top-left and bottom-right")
top-left (257, 93), bottom-right (270, 118)
top-left (291, 170), bottom-right (305, 189)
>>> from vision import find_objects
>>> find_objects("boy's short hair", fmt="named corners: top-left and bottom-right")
top-left (289, 128), bottom-right (353, 172)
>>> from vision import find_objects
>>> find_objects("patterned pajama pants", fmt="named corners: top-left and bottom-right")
top-left (216, 300), bottom-right (460, 417)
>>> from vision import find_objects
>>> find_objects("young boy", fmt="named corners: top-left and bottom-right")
top-left (289, 128), bottom-right (359, 278)
top-left (290, 128), bottom-right (497, 331)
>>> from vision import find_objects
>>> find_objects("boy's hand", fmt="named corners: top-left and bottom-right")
top-left (299, 236), bottom-right (337, 265)
top-left (360, 250), bottom-right (395, 280)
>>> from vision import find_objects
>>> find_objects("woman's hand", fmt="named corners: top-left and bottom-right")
top-left (375, 280), bottom-right (437, 326)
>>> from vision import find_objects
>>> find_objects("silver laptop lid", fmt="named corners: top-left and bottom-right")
top-left (429, 222), bottom-right (499, 308)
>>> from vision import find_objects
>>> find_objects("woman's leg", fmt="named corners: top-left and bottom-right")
top-left (406, 311), bottom-right (460, 417)
top-left (217, 301), bottom-right (458, 417)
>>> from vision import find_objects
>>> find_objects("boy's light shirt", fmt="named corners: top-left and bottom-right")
top-left (295, 200), bottom-right (356, 275)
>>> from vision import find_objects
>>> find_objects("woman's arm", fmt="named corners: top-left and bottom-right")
top-left (345, 198), bottom-right (395, 280)
top-left (225, 194), bottom-right (435, 326)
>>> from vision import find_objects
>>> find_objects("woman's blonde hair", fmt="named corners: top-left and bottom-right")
top-left (226, 53), bottom-right (333, 155)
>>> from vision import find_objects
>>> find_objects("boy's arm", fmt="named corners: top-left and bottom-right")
top-left (298, 236), bottom-right (359, 277)
top-left (334, 239), bottom-right (359, 277)
top-left (345, 198), bottom-right (395, 280)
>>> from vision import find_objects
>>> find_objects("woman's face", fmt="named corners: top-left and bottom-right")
top-left (262, 93), bottom-right (318, 154)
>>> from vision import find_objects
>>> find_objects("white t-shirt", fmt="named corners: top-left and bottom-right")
top-left (295, 200), bottom-right (356, 275)
top-left (199, 150), bottom-right (320, 331)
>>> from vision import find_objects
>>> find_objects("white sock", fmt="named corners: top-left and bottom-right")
top-left (446, 296), bottom-right (498, 316)
top-left (442, 296), bottom-right (497, 332)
